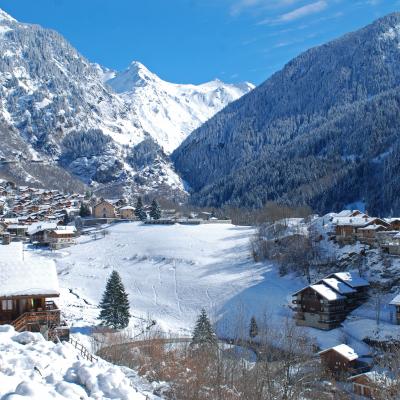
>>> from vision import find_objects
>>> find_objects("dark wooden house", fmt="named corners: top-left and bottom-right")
top-left (293, 272), bottom-right (369, 330)
top-left (292, 284), bottom-right (347, 330)
top-left (0, 242), bottom-right (69, 341)
top-left (318, 344), bottom-right (359, 376)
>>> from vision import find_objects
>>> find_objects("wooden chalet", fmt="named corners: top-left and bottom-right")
top-left (47, 226), bottom-right (76, 249)
top-left (348, 371), bottom-right (397, 398)
top-left (27, 221), bottom-right (60, 245)
top-left (0, 242), bottom-right (69, 341)
top-left (319, 344), bottom-right (359, 376)
top-left (292, 284), bottom-right (347, 330)
top-left (334, 216), bottom-right (389, 244)
top-left (293, 272), bottom-right (369, 330)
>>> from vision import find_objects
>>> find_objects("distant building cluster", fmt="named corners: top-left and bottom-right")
top-left (0, 181), bottom-right (81, 249)
top-left (328, 209), bottom-right (400, 254)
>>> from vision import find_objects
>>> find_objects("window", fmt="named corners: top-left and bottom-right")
top-left (2, 300), bottom-right (13, 310)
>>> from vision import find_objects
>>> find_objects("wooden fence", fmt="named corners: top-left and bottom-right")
top-left (69, 337), bottom-right (98, 363)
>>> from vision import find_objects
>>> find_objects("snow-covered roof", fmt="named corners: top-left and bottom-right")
top-left (358, 224), bottom-right (386, 231)
top-left (27, 221), bottom-right (59, 235)
top-left (390, 294), bottom-right (400, 306)
top-left (321, 278), bottom-right (356, 295)
top-left (319, 344), bottom-right (358, 361)
top-left (0, 243), bottom-right (59, 297)
top-left (120, 206), bottom-right (135, 210)
top-left (349, 370), bottom-right (395, 385)
top-left (334, 217), bottom-right (376, 227)
top-left (310, 284), bottom-right (345, 301)
top-left (330, 272), bottom-right (369, 288)
top-left (51, 226), bottom-right (76, 235)
top-left (7, 224), bottom-right (27, 229)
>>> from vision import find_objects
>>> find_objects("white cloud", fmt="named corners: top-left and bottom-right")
top-left (230, 0), bottom-right (301, 16)
top-left (260, 0), bottom-right (328, 24)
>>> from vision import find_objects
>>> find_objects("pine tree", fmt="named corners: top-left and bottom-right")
top-left (191, 308), bottom-right (217, 348)
top-left (150, 199), bottom-right (162, 220)
top-left (134, 197), bottom-right (147, 221)
top-left (99, 271), bottom-right (131, 329)
top-left (79, 203), bottom-right (91, 217)
top-left (249, 316), bottom-right (258, 340)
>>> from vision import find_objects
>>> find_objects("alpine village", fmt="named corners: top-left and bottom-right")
top-left (2, 3), bottom-right (400, 400)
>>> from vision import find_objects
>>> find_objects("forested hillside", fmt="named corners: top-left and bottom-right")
top-left (173, 13), bottom-right (400, 215)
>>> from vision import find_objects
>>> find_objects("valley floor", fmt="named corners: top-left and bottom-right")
top-left (29, 222), bottom-right (400, 356)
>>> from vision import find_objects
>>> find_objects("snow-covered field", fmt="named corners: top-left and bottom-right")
top-left (28, 221), bottom-right (400, 356)
top-left (0, 325), bottom-right (159, 399)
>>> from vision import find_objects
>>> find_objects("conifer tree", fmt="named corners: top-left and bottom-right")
top-left (79, 202), bottom-right (91, 217)
top-left (191, 308), bottom-right (217, 348)
top-left (99, 271), bottom-right (131, 329)
top-left (249, 316), bottom-right (258, 340)
top-left (134, 196), bottom-right (147, 221)
top-left (150, 199), bottom-right (162, 220)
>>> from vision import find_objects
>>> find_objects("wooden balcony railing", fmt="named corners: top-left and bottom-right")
top-left (11, 301), bottom-right (61, 332)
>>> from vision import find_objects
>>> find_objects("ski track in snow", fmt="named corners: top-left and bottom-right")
top-left (26, 221), bottom-right (392, 353)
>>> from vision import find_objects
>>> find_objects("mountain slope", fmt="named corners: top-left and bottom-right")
top-left (172, 13), bottom-right (400, 215)
top-left (107, 61), bottom-right (254, 153)
top-left (0, 8), bottom-right (251, 197)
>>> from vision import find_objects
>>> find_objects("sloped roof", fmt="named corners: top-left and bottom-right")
top-left (0, 243), bottom-right (59, 297)
top-left (319, 344), bottom-right (358, 361)
top-left (390, 294), bottom-right (400, 306)
top-left (331, 272), bottom-right (369, 288)
top-left (322, 278), bottom-right (356, 295)
top-left (27, 221), bottom-right (59, 235)
top-left (310, 284), bottom-right (345, 301)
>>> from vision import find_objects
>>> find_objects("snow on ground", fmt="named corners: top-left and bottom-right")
top-left (25, 221), bottom-right (387, 355)
top-left (0, 325), bottom-right (160, 400)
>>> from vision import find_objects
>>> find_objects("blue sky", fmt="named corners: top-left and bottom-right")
top-left (1, 0), bottom-right (399, 84)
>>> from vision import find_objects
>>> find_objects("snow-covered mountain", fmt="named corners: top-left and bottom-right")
top-left (0, 7), bottom-right (252, 196)
top-left (107, 61), bottom-right (254, 153)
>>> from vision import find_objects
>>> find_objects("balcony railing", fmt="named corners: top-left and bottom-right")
top-left (11, 301), bottom-right (61, 332)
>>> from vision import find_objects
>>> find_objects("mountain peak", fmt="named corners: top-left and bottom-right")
top-left (0, 8), bottom-right (17, 23)
top-left (107, 61), bottom-right (159, 92)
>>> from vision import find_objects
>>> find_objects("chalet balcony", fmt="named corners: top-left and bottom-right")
top-left (8, 301), bottom-right (61, 332)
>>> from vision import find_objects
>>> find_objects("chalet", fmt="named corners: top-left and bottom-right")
top-left (47, 226), bottom-right (76, 249)
top-left (334, 216), bottom-right (389, 244)
top-left (93, 200), bottom-right (116, 219)
top-left (349, 371), bottom-right (396, 398)
top-left (27, 221), bottom-right (60, 245)
top-left (292, 284), bottom-right (347, 330)
top-left (318, 344), bottom-right (359, 375)
top-left (389, 294), bottom-right (400, 325)
top-left (293, 272), bottom-right (369, 330)
top-left (356, 224), bottom-right (388, 245)
top-left (0, 242), bottom-right (69, 341)
top-left (119, 206), bottom-right (135, 219)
